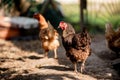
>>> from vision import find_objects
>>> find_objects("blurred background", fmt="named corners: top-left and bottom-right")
top-left (0, 0), bottom-right (120, 39)
top-left (0, 1), bottom-right (120, 79)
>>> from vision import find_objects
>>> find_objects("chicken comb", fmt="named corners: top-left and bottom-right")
top-left (59, 21), bottom-right (66, 28)
top-left (33, 13), bottom-right (40, 20)
top-left (60, 21), bottom-right (65, 25)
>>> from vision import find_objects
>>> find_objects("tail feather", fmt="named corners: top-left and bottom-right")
top-left (47, 21), bottom-right (56, 39)
top-left (81, 27), bottom-right (91, 45)
top-left (47, 21), bottom-right (54, 30)
top-left (82, 27), bottom-right (87, 33)
top-left (105, 23), bottom-right (115, 34)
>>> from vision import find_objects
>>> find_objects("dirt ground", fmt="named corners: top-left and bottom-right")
top-left (0, 34), bottom-right (120, 80)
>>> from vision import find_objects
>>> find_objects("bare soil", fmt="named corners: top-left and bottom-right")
top-left (0, 34), bottom-right (120, 80)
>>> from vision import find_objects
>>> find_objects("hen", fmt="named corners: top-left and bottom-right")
top-left (58, 21), bottom-right (91, 73)
top-left (33, 13), bottom-right (60, 59)
top-left (105, 23), bottom-right (120, 57)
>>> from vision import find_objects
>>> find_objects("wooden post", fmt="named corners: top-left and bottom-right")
top-left (80, 0), bottom-right (87, 28)
top-left (80, 0), bottom-right (84, 28)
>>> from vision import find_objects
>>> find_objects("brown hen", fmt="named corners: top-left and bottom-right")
top-left (58, 21), bottom-right (91, 73)
top-left (33, 13), bottom-right (60, 59)
top-left (105, 23), bottom-right (120, 58)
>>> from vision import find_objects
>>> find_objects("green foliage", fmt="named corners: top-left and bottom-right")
top-left (87, 13), bottom-right (120, 33)
top-left (62, 4), bottom-right (80, 32)
top-left (62, 3), bottom-right (120, 33)
top-left (62, 4), bottom-right (80, 23)
top-left (1, 1), bottom-right (120, 33)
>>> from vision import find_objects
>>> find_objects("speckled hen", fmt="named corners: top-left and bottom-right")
top-left (58, 21), bottom-right (91, 73)
top-left (105, 23), bottom-right (120, 57)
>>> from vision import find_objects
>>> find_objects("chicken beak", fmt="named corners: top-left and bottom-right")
top-left (58, 26), bottom-right (60, 28)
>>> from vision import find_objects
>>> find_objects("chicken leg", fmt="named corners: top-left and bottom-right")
top-left (74, 63), bottom-right (78, 73)
top-left (80, 61), bottom-right (85, 73)
top-left (54, 49), bottom-right (58, 59)
top-left (44, 50), bottom-right (49, 58)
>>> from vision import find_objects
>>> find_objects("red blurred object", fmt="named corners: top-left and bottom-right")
top-left (0, 16), bottom-right (38, 40)
top-left (0, 27), bottom-right (20, 39)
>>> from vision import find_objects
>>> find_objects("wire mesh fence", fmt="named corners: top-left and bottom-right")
top-left (0, 0), bottom-right (120, 32)
top-left (87, 0), bottom-right (120, 30)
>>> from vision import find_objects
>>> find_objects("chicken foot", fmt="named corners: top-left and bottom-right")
top-left (44, 50), bottom-right (49, 58)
